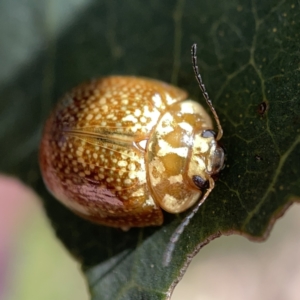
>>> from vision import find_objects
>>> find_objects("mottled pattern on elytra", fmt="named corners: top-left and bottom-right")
top-left (40, 76), bottom-right (187, 227)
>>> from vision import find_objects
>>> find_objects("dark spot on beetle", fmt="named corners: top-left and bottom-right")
top-left (257, 101), bottom-right (268, 116)
top-left (192, 175), bottom-right (209, 190)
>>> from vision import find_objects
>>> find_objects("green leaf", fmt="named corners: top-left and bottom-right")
top-left (1, 0), bottom-right (299, 299)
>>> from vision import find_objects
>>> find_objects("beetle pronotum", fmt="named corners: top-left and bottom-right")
top-left (163, 44), bottom-right (224, 266)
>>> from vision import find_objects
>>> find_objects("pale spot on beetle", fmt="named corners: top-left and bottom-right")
top-left (168, 174), bottom-right (183, 184)
top-left (152, 93), bottom-right (162, 107)
top-left (118, 160), bottom-right (128, 167)
top-left (77, 157), bottom-right (84, 163)
top-left (134, 109), bottom-right (141, 117)
top-left (122, 115), bottom-right (138, 123)
top-left (128, 163), bottom-right (136, 171)
top-left (180, 102), bottom-right (194, 114)
top-left (93, 107), bottom-right (100, 113)
top-left (118, 169), bottom-right (126, 176)
top-left (157, 139), bottom-right (188, 158)
top-left (165, 94), bottom-right (174, 105)
top-left (140, 116), bottom-right (147, 123)
top-left (193, 135), bottom-right (210, 153)
top-left (178, 122), bottom-right (193, 132)
top-left (144, 111), bottom-right (161, 130)
top-left (66, 179), bottom-right (72, 185)
top-left (76, 150), bottom-right (83, 156)
top-left (145, 196), bottom-right (156, 206)
top-left (128, 171), bottom-right (137, 179)
top-left (148, 159), bottom-right (165, 186)
top-left (162, 194), bottom-right (179, 206)
top-left (124, 178), bottom-right (132, 185)
top-left (131, 188), bottom-right (144, 197)
top-left (58, 141), bottom-right (64, 148)
top-left (142, 106), bottom-right (152, 117)
top-left (99, 98), bottom-right (106, 104)
top-left (131, 126), bottom-right (138, 133)
top-left (192, 156), bottom-right (206, 172)
top-left (133, 123), bottom-right (143, 133)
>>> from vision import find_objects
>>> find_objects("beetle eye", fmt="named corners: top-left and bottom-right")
top-left (192, 175), bottom-right (209, 190)
top-left (211, 145), bottom-right (225, 174)
top-left (202, 130), bottom-right (216, 138)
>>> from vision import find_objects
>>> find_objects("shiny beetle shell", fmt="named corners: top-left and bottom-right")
top-left (39, 47), bottom-right (225, 229)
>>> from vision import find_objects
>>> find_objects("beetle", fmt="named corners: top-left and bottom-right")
top-left (39, 44), bottom-right (224, 241)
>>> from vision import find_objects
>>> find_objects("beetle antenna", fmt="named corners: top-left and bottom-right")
top-left (163, 178), bottom-right (215, 267)
top-left (191, 43), bottom-right (223, 141)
